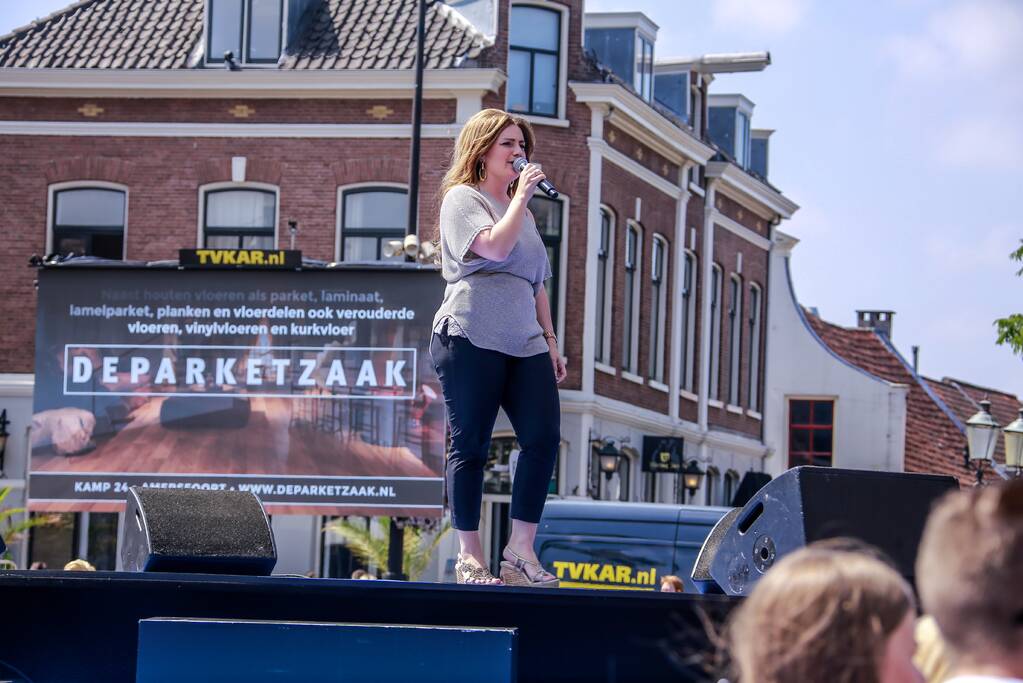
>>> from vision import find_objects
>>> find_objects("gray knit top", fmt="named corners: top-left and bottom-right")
top-left (432, 184), bottom-right (552, 357)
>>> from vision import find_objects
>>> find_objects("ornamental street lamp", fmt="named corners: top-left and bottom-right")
top-left (682, 460), bottom-right (705, 502)
top-left (966, 400), bottom-right (1000, 486)
top-left (1003, 409), bottom-right (1023, 477)
top-left (596, 441), bottom-right (622, 481)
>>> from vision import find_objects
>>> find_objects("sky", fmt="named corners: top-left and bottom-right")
top-left (2, 0), bottom-right (1022, 393)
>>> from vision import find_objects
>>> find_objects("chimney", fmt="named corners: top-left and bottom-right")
top-left (856, 310), bottom-right (895, 339)
top-left (912, 345), bottom-right (919, 373)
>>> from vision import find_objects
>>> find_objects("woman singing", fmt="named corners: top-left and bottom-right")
top-left (431, 109), bottom-right (566, 587)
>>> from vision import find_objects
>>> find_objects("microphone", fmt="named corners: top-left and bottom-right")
top-left (512, 157), bottom-right (559, 199)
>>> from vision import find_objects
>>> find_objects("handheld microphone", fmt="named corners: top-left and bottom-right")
top-left (512, 157), bottom-right (559, 199)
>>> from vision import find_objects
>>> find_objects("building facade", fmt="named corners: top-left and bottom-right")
top-left (0, 0), bottom-right (799, 577)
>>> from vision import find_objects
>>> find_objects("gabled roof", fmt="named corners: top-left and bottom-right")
top-left (803, 310), bottom-right (981, 485)
top-left (0, 0), bottom-right (490, 70)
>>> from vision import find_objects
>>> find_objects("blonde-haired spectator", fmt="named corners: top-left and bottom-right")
top-left (916, 479), bottom-right (1023, 683)
top-left (726, 542), bottom-right (923, 683)
top-left (63, 558), bottom-right (96, 571)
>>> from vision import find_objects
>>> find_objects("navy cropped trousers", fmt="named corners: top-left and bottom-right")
top-left (430, 328), bottom-right (560, 531)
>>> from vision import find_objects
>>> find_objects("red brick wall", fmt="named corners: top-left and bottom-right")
top-left (716, 192), bottom-right (769, 237)
top-left (707, 220), bottom-right (767, 439)
top-left (592, 162), bottom-right (676, 414)
top-left (0, 133), bottom-right (458, 373)
top-left (605, 125), bottom-right (680, 183)
top-left (0, 97), bottom-right (457, 124)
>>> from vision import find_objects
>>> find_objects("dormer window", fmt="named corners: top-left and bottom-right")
top-left (750, 129), bottom-right (771, 180)
top-left (634, 34), bottom-right (653, 101)
top-left (707, 94), bottom-right (755, 169)
top-left (584, 12), bottom-right (658, 103)
top-left (206, 0), bottom-right (283, 66)
top-left (653, 68), bottom-right (688, 122)
top-left (508, 5), bottom-right (561, 117)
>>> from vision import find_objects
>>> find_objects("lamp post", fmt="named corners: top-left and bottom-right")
top-left (1003, 409), bottom-right (1023, 478)
top-left (0, 409), bottom-right (8, 479)
top-left (682, 460), bottom-right (704, 503)
top-left (965, 400), bottom-right (1000, 486)
top-left (596, 441), bottom-right (621, 482)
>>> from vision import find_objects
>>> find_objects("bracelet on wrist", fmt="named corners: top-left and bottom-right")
top-left (543, 330), bottom-right (557, 345)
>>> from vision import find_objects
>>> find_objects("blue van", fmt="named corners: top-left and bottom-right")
top-left (535, 500), bottom-right (730, 593)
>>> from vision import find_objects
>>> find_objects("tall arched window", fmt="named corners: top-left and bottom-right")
top-left (648, 235), bottom-right (668, 382)
top-left (508, 4), bottom-right (561, 116)
top-left (723, 469), bottom-right (740, 507)
top-left (203, 187), bottom-right (276, 248)
top-left (748, 283), bottom-right (763, 412)
top-left (595, 207), bottom-right (614, 363)
top-left (338, 187), bottom-right (407, 262)
top-left (623, 224), bottom-right (641, 373)
top-left (529, 195), bottom-right (564, 329)
top-left (709, 264), bottom-right (723, 399)
top-left (704, 466), bottom-right (720, 506)
top-left (728, 274), bottom-right (743, 406)
top-left (51, 186), bottom-right (126, 259)
top-left (679, 251), bottom-right (697, 392)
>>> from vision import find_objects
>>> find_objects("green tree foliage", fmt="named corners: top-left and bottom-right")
top-left (0, 486), bottom-right (63, 568)
top-left (994, 240), bottom-right (1023, 356)
top-left (323, 517), bottom-right (450, 581)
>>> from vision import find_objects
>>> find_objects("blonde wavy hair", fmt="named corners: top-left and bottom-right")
top-left (441, 108), bottom-right (536, 199)
top-left (726, 544), bottom-right (915, 683)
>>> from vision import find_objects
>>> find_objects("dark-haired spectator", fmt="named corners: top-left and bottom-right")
top-left (726, 542), bottom-right (923, 683)
top-left (916, 479), bottom-right (1023, 683)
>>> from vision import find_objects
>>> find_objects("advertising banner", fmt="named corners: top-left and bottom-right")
top-left (29, 266), bottom-right (447, 515)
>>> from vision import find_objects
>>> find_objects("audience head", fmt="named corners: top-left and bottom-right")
top-left (915, 479), bottom-right (1023, 676)
top-left (29, 561), bottom-right (48, 570)
top-left (660, 575), bottom-right (685, 593)
top-left (727, 541), bottom-right (922, 683)
top-left (63, 559), bottom-right (96, 571)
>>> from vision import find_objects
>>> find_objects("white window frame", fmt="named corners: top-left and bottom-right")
top-left (203, 0), bottom-right (286, 68)
top-left (507, 0), bottom-right (570, 125)
top-left (679, 249), bottom-right (697, 394)
top-left (529, 192), bottom-right (569, 353)
top-left (709, 263), bottom-right (723, 400)
top-left (634, 33), bottom-right (654, 102)
top-left (727, 274), bottom-right (743, 407)
top-left (648, 234), bottom-right (668, 383)
top-left (596, 205), bottom-right (616, 365)
top-left (622, 222), bottom-right (643, 374)
top-left (736, 110), bottom-right (751, 168)
top-left (748, 282), bottom-right (763, 412)
top-left (197, 181), bottom-right (280, 248)
top-left (46, 180), bottom-right (129, 259)
top-left (335, 182), bottom-right (408, 262)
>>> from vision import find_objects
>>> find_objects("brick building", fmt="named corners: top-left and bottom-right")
top-left (0, 0), bottom-right (798, 576)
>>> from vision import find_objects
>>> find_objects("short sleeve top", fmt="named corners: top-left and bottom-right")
top-left (431, 184), bottom-right (553, 357)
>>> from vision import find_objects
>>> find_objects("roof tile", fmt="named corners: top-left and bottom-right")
top-left (0, 0), bottom-right (486, 70)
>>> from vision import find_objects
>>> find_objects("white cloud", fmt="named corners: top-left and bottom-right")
top-left (883, 0), bottom-right (1023, 79)
top-left (935, 117), bottom-right (1023, 170)
top-left (711, 0), bottom-right (807, 34)
top-left (924, 222), bottom-right (1021, 275)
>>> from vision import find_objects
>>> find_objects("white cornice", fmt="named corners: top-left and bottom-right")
top-left (0, 121), bottom-right (463, 138)
top-left (706, 160), bottom-right (798, 219)
top-left (711, 210), bottom-right (772, 251)
top-left (0, 373), bottom-right (34, 397)
top-left (570, 81), bottom-right (715, 165)
top-left (588, 137), bottom-right (680, 198)
top-left (0, 67), bottom-right (505, 99)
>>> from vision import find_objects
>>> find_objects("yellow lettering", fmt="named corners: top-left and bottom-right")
top-left (615, 565), bottom-right (632, 584)
top-left (598, 565), bottom-right (615, 582)
top-left (636, 569), bottom-right (649, 584)
top-left (582, 563), bottom-right (599, 582)
top-left (648, 567), bottom-right (657, 584)
top-left (210, 251), bottom-right (225, 265)
top-left (196, 249), bottom-right (212, 264)
top-left (236, 250), bottom-right (251, 265)
top-left (552, 561), bottom-right (570, 579)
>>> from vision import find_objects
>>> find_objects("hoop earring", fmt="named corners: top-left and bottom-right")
top-left (478, 161), bottom-right (487, 181)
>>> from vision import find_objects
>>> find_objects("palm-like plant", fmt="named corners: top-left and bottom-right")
top-left (324, 517), bottom-right (450, 581)
top-left (1, 486), bottom-right (63, 567)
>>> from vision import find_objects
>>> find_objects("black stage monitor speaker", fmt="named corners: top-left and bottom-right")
top-left (122, 487), bottom-right (277, 575)
top-left (692, 466), bottom-right (958, 596)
